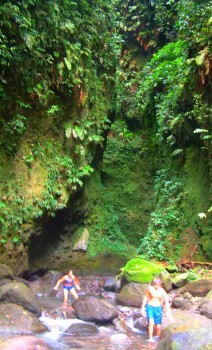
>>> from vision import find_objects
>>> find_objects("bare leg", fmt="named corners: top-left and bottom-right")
top-left (148, 319), bottom-right (154, 340)
top-left (70, 288), bottom-right (79, 301)
top-left (155, 324), bottom-right (161, 337)
top-left (63, 289), bottom-right (69, 308)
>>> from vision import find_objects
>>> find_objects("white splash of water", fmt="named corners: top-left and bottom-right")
top-left (40, 312), bottom-right (92, 339)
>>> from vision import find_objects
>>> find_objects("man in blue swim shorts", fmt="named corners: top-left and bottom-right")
top-left (141, 278), bottom-right (174, 342)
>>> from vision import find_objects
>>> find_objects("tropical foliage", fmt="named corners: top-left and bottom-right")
top-left (0, 0), bottom-right (211, 261)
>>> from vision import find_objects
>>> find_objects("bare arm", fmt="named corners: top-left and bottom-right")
top-left (162, 289), bottom-right (174, 321)
top-left (53, 276), bottom-right (65, 290)
top-left (141, 294), bottom-right (149, 316)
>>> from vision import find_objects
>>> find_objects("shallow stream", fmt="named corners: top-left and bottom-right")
top-left (0, 276), bottom-right (159, 350)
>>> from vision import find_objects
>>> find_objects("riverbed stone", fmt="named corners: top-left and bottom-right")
top-left (103, 277), bottom-right (117, 292)
top-left (0, 264), bottom-right (13, 280)
top-left (116, 282), bottom-right (148, 307)
top-left (110, 333), bottom-right (131, 345)
top-left (74, 296), bottom-right (118, 322)
top-left (72, 227), bottom-right (89, 252)
top-left (29, 270), bottom-right (62, 297)
top-left (156, 327), bottom-right (212, 350)
top-left (0, 303), bottom-right (48, 334)
top-left (158, 270), bottom-right (173, 292)
top-left (0, 335), bottom-right (50, 350)
top-left (172, 272), bottom-right (190, 288)
top-left (65, 321), bottom-right (99, 336)
top-left (172, 297), bottom-right (192, 310)
top-left (199, 301), bottom-right (212, 319)
top-left (180, 278), bottom-right (212, 296)
top-left (0, 281), bottom-right (41, 316)
top-left (162, 309), bottom-right (212, 333)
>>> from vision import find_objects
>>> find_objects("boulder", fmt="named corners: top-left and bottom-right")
top-left (181, 278), bottom-right (212, 297)
top-left (110, 333), bottom-right (131, 346)
top-left (158, 270), bottom-right (173, 292)
top-left (0, 264), bottom-right (13, 280)
top-left (119, 258), bottom-right (165, 283)
top-left (116, 283), bottom-right (148, 307)
top-left (162, 309), bottom-right (212, 333)
top-left (0, 281), bottom-right (41, 316)
top-left (166, 264), bottom-right (178, 273)
top-left (172, 297), bottom-right (192, 310)
top-left (0, 279), bottom-right (13, 287)
top-left (199, 301), bottom-right (212, 319)
top-left (133, 316), bottom-right (148, 330)
top-left (172, 272), bottom-right (190, 288)
top-left (156, 327), bottom-right (212, 350)
top-left (72, 227), bottom-right (89, 252)
top-left (74, 296), bottom-right (118, 322)
top-left (103, 277), bottom-right (117, 292)
top-left (0, 336), bottom-right (50, 350)
top-left (0, 303), bottom-right (48, 334)
top-left (29, 270), bottom-right (62, 297)
top-left (65, 321), bottom-right (99, 336)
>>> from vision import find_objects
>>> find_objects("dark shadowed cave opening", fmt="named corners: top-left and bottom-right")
top-left (28, 194), bottom-right (87, 274)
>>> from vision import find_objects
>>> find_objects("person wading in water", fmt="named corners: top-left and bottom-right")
top-left (141, 277), bottom-right (174, 342)
top-left (53, 270), bottom-right (80, 309)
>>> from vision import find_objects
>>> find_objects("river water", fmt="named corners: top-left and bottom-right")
top-left (0, 276), bottom-right (158, 350)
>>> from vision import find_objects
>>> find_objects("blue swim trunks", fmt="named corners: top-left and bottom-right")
top-left (145, 304), bottom-right (163, 325)
top-left (63, 285), bottom-right (74, 292)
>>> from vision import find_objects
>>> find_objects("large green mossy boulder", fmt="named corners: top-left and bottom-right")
top-left (120, 258), bottom-right (165, 283)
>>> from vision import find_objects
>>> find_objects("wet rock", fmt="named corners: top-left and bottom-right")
top-left (116, 305), bottom-right (131, 313)
top-left (0, 335), bottom-right (50, 350)
top-left (112, 317), bottom-right (129, 333)
top-left (101, 291), bottom-right (116, 302)
top-left (166, 264), bottom-right (178, 273)
top-left (158, 270), bottom-right (173, 292)
top-left (0, 279), bottom-right (12, 287)
top-left (110, 333), bottom-right (132, 346)
top-left (0, 264), bottom-right (13, 280)
top-left (65, 321), bottom-right (99, 336)
top-left (172, 272), bottom-right (190, 288)
top-left (172, 297), bottom-right (192, 310)
top-left (199, 301), bottom-right (212, 319)
top-left (103, 277), bottom-right (117, 292)
top-left (0, 303), bottom-right (48, 334)
top-left (162, 309), bottom-right (212, 332)
top-left (183, 291), bottom-right (193, 300)
top-left (14, 277), bottom-right (30, 286)
top-left (156, 327), bottom-right (212, 350)
top-left (29, 270), bottom-right (62, 297)
top-left (180, 278), bottom-right (212, 297)
top-left (116, 282), bottom-right (148, 307)
top-left (72, 227), bottom-right (89, 252)
top-left (133, 316), bottom-right (148, 330)
top-left (74, 296), bottom-right (118, 322)
top-left (0, 281), bottom-right (41, 316)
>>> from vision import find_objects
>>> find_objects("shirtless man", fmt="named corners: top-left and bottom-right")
top-left (141, 277), bottom-right (174, 342)
top-left (53, 270), bottom-right (80, 309)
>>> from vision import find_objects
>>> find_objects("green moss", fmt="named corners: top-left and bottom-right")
top-left (120, 258), bottom-right (165, 283)
top-left (101, 120), bottom-right (156, 245)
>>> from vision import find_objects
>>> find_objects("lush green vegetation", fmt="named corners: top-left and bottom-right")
top-left (0, 0), bottom-right (119, 246)
top-left (115, 0), bottom-right (212, 261)
top-left (0, 0), bottom-right (211, 266)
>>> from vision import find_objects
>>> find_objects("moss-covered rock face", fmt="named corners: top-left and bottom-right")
top-left (100, 120), bottom-right (155, 245)
top-left (120, 258), bottom-right (165, 283)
